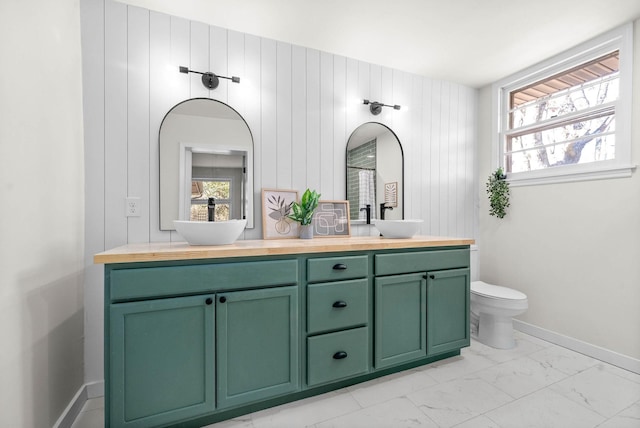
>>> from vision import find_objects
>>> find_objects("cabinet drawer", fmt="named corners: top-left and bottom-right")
top-left (307, 279), bottom-right (368, 334)
top-left (307, 327), bottom-right (369, 386)
top-left (110, 259), bottom-right (298, 301)
top-left (374, 249), bottom-right (469, 276)
top-left (307, 255), bottom-right (368, 283)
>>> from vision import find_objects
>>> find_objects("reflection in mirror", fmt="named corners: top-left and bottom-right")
top-left (159, 98), bottom-right (254, 230)
top-left (189, 151), bottom-right (245, 221)
top-left (346, 123), bottom-right (403, 223)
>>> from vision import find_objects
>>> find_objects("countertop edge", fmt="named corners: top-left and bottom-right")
top-left (94, 236), bottom-right (476, 264)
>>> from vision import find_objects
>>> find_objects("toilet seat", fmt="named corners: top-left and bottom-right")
top-left (471, 281), bottom-right (526, 301)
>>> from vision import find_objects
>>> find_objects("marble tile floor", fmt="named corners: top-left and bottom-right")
top-left (71, 332), bottom-right (640, 428)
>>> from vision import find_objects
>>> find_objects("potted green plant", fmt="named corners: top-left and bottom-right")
top-left (486, 167), bottom-right (510, 219)
top-left (288, 189), bottom-right (320, 239)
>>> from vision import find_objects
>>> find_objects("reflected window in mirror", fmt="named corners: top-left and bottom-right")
top-left (189, 151), bottom-right (244, 222)
top-left (190, 179), bottom-right (231, 221)
top-left (346, 122), bottom-right (403, 223)
top-left (159, 98), bottom-right (254, 230)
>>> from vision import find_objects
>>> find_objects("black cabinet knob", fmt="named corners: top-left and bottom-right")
top-left (219, 296), bottom-right (227, 303)
top-left (205, 298), bottom-right (213, 305)
top-left (332, 351), bottom-right (348, 360)
top-left (332, 301), bottom-right (348, 308)
top-left (332, 263), bottom-right (347, 270)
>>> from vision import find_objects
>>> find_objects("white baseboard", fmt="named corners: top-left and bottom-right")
top-left (514, 319), bottom-right (640, 374)
top-left (86, 380), bottom-right (105, 399)
top-left (52, 384), bottom-right (88, 428)
top-left (53, 381), bottom-right (105, 428)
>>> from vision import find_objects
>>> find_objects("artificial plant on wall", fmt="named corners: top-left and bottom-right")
top-left (486, 167), bottom-right (510, 219)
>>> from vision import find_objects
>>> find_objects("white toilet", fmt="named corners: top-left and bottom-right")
top-left (470, 281), bottom-right (528, 349)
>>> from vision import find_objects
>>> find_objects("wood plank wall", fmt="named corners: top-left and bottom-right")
top-left (82, 0), bottom-right (478, 384)
top-left (87, 0), bottom-right (478, 248)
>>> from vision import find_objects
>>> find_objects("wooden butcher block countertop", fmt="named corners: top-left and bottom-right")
top-left (95, 236), bottom-right (475, 264)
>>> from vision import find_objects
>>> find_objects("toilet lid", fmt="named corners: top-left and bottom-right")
top-left (471, 281), bottom-right (527, 300)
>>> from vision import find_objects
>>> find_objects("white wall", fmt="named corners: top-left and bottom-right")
top-left (0, 0), bottom-right (85, 426)
top-left (81, 0), bottom-right (478, 385)
top-left (477, 21), bottom-right (640, 362)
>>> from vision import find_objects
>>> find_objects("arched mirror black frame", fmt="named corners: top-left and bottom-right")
top-left (159, 98), bottom-right (254, 230)
top-left (346, 122), bottom-right (404, 223)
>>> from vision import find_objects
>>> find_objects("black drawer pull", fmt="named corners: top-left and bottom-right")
top-left (333, 351), bottom-right (348, 360)
top-left (332, 301), bottom-right (348, 308)
top-left (332, 263), bottom-right (347, 270)
top-left (424, 274), bottom-right (435, 280)
top-left (205, 298), bottom-right (213, 305)
top-left (219, 296), bottom-right (227, 303)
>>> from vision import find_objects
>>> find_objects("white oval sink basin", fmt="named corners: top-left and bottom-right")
top-left (374, 219), bottom-right (424, 238)
top-left (173, 219), bottom-right (247, 245)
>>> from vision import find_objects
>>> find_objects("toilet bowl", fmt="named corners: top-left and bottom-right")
top-left (470, 281), bottom-right (528, 349)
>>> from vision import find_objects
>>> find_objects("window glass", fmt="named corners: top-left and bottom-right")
top-left (190, 180), bottom-right (231, 221)
top-left (494, 23), bottom-right (633, 185)
top-left (505, 51), bottom-right (619, 174)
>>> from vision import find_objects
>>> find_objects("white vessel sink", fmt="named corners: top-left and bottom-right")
top-left (374, 219), bottom-right (424, 238)
top-left (173, 219), bottom-right (247, 245)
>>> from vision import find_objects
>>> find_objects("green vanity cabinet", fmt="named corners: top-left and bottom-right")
top-left (100, 242), bottom-right (472, 428)
top-left (305, 254), bottom-right (371, 387)
top-left (426, 268), bottom-right (470, 356)
top-left (373, 248), bottom-right (471, 369)
top-left (216, 286), bottom-right (299, 409)
top-left (109, 294), bottom-right (215, 428)
top-left (374, 273), bottom-right (427, 369)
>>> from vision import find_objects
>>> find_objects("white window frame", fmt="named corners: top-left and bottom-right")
top-left (492, 23), bottom-right (635, 186)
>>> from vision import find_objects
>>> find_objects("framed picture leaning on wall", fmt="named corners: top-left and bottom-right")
top-left (312, 200), bottom-right (351, 237)
top-left (261, 189), bottom-right (299, 239)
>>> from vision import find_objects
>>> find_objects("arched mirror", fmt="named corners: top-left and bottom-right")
top-left (159, 98), bottom-right (254, 230)
top-left (346, 122), bottom-right (403, 223)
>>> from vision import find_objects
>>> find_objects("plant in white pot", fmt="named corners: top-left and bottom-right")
top-left (288, 189), bottom-right (320, 239)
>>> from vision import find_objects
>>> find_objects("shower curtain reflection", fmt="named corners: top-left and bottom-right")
top-left (358, 170), bottom-right (376, 220)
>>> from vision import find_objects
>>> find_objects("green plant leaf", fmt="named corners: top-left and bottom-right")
top-left (287, 188), bottom-right (321, 226)
top-left (486, 168), bottom-right (510, 219)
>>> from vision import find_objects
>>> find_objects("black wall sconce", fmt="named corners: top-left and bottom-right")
top-left (179, 66), bottom-right (240, 90)
top-left (363, 99), bottom-right (401, 115)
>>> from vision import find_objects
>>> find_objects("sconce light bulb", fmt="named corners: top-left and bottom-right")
top-left (232, 76), bottom-right (241, 83)
top-left (393, 105), bottom-right (401, 110)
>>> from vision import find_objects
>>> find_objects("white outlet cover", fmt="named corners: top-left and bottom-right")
top-left (126, 197), bottom-right (140, 217)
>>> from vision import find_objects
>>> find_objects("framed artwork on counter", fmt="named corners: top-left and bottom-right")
top-left (261, 189), bottom-right (299, 239)
top-left (312, 200), bottom-right (351, 237)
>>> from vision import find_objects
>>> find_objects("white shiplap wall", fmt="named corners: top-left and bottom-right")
top-left (82, 0), bottom-right (478, 384)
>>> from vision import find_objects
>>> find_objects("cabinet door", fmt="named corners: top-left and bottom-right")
top-left (109, 295), bottom-right (215, 428)
top-left (374, 273), bottom-right (426, 369)
top-left (426, 268), bottom-right (470, 356)
top-left (217, 286), bottom-right (299, 409)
